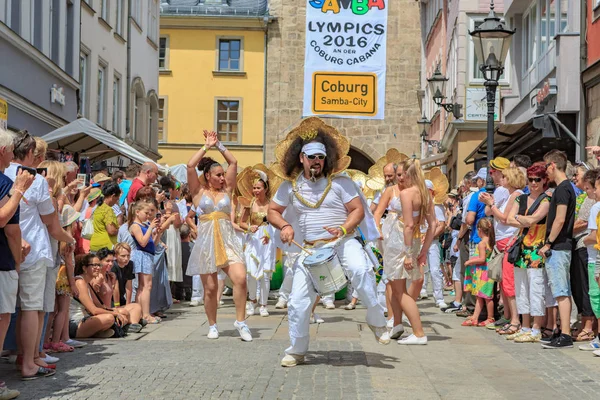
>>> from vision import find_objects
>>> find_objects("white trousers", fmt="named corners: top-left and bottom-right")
top-left (191, 275), bottom-right (203, 302)
top-left (427, 242), bottom-right (444, 304)
top-left (248, 273), bottom-right (271, 305)
top-left (286, 237), bottom-right (386, 356)
top-left (514, 267), bottom-right (556, 317)
top-left (278, 253), bottom-right (296, 302)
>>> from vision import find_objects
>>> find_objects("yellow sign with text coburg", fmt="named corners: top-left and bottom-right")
top-left (312, 72), bottom-right (377, 116)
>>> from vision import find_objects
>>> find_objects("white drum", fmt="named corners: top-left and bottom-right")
top-left (303, 247), bottom-right (347, 296)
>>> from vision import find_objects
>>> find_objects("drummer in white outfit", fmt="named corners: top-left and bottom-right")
top-left (268, 118), bottom-right (390, 367)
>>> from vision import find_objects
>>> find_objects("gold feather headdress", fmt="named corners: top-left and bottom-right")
top-left (366, 149), bottom-right (410, 191)
top-left (424, 167), bottom-right (449, 205)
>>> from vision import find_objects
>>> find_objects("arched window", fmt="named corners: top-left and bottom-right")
top-left (147, 91), bottom-right (159, 150)
top-left (130, 78), bottom-right (146, 142)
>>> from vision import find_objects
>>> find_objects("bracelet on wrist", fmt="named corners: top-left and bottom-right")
top-left (201, 145), bottom-right (208, 152)
top-left (281, 224), bottom-right (291, 231)
top-left (338, 225), bottom-right (347, 235)
top-left (216, 142), bottom-right (226, 152)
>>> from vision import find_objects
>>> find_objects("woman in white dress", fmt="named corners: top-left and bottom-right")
top-left (185, 131), bottom-right (252, 341)
top-left (163, 200), bottom-right (183, 300)
top-left (239, 170), bottom-right (277, 317)
top-left (374, 159), bottom-right (436, 345)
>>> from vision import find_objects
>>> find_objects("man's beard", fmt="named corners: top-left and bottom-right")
top-left (309, 168), bottom-right (321, 182)
top-left (385, 180), bottom-right (396, 187)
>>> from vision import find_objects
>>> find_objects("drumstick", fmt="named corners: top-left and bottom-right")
top-left (291, 240), bottom-right (313, 256)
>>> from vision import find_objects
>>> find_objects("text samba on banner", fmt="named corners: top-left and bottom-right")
top-left (303, 0), bottom-right (388, 119)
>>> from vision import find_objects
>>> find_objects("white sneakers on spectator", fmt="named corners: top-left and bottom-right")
top-left (246, 301), bottom-right (256, 316)
top-left (389, 324), bottom-right (405, 340)
top-left (0, 383), bottom-right (19, 400)
top-left (579, 337), bottom-right (600, 351)
top-left (64, 339), bottom-right (86, 348)
top-left (42, 354), bottom-right (59, 364)
top-left (386, 317), bottom-right (394, 330)
top-left (344, 303), bottom-right (356, 310)
top-left (368, 325), bottom-right (391, 345)
top-left (275, 299), bottom-right (287, 309)
top-left (207, 325), bottom-right (219, 339)
top-left (437, 301), bottom-right (449, 309)
top-left (189, 300), bottom-right (203, 307)
top-left (281, 354), bottom-right (305, 367)
top-left (310, 313), bottom-right (324, 324)
top-left (234, 320), bottom-right (253, 342)
top-left (259, 306), bottom-right (269, 317)
top-left (398, 334), bottom-right (428, 345)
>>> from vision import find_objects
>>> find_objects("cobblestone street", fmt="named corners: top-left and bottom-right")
top-left (3, 295), bottom-right (600, 400)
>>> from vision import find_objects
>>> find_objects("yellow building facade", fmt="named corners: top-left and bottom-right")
top-left (158, 5), bottom-right (269, 168)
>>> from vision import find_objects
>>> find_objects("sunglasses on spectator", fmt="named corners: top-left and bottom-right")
top-left (87, 263), bottom-right (102, 268)
top-left (305, 154), bottom-right (326, 160)
top-left (528, 177), bottom-right (543, 183)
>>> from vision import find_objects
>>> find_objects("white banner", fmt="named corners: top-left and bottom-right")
top-left (303, 0), bottom-right (388, 119)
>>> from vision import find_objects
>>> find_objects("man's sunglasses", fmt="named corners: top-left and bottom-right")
top-left (305, 154), bottom-right (325, 160)
top-left (528, 177), bottom-right (542, 183)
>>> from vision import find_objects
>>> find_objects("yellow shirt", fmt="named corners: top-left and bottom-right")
top-left (90, 203), bottom-right (118, 251)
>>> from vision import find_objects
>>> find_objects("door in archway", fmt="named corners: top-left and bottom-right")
top-left (348, 147), bottom-right (375, 173)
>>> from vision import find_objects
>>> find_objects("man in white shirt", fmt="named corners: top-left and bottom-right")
top-left (269, 125), bottom-right (389, 367)
top-left (5, 131), bottom-right (75, 379)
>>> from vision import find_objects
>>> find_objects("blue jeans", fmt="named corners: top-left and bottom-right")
top-left (545, 249), bottom-right (572, 298)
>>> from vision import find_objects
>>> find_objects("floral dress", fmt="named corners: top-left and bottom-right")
top-left (464, 245), bottom-right (494, 299)
top-left (514, 195), bottom-right (550, 270)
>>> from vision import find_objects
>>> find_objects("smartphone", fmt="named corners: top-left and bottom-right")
top-left (17, 165), bottom-right (37, 176)
top-left (156, 212), bottom-right (162, 220)
top-left (77, 173), bottom-right (86, 189)
top-left (36, 167), bottom-right (47, 177)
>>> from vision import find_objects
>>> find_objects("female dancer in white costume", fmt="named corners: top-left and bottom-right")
top-left (185, 131), bottom-right (252, 341)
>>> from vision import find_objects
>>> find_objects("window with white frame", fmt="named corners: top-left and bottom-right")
top-left (100, 0), bottom-right (108, 21)
top-left (216, 100), bottom-right (240, 143)
top-left (523, 4), bottom-right (538, 72)
top-left (97, 63), bottom-right (107, 126)
top-left (158, 98), bottom-right (166, 142)
top-left (131, 0), bottom-right (142, 26)
top-left (469, 17), bottom-right (509, 83)
top-left (113, 75), bottom-right (120, 134)
top-left (218, 39), bottom-right (242, 71)
top-left (115, 0), bottom-right (123, 35)
top-left (79, 52), bottom-right (89, 117)
top-left (148, 0), bottom-right (158, 43)
top-left (159, 36), bottom-right (169, 70)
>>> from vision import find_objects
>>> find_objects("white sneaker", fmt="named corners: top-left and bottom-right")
top-left (42, 354), bottom-right (60, 364)
top-left (386, 317), bottom-right (394, 330)
top-left (219, 300), bottom-right (224, 305)
top-left (368, 324), bottom-right (391, 345)
top-left (234, 320), bottom-right (253, 342)
top-left (419, 290), bottom-right (429, 299)
top-left (281, 354), bottom-right (305, 367)
top-left (402, 315), bottom-right (412, 327)
top-left (398, 334), bottom-right (428, 345)
top-left (64, 339), bottom-right (86, 348)
top-left (189, 300), bottom-right (202, 307)
top-left (275, 299), bottom-right (287, 309)
top-left (0, 385), bottom-right (20, 400)
top-left (246, 301), bottom-right (256, 316)
top-left (593, 349), bottom-right (600, 357)
top-left (437, 301), bottom-right (449, 309)
top-left (207, 325), bottom-right (219, 339)
top-left (310, 313), bottom-right (324, 324)
top-left (259, 306), bottom-right (269, 317)
top-left (344, 303), bottom-right (356, 310)
top-left (323, 301), bottom-right (335, 309)
top-left (389, 324), bottom-right (405, 340)
top-left (579, 337), bottom-right (600, 351)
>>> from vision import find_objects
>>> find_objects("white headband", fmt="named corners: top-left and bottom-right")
top-left (302, 142), bottom-right (327, 156)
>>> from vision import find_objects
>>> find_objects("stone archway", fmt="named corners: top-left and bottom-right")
top-left (348, 147), bottom-right (375, 173)
top-left (346, 136), bottom-right (383, 172)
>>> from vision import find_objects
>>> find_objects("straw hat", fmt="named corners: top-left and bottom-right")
top-left (92, 173), bottom-right (111, 184)
top-left (366, 149), bottom-right (409, 191)
top-left (61, 205), bottom-right (81, 227)
top-left (424, 167), bottom-right (449, 205)
top-left (271, 117), bottom-right (351, 180)
top-left (87, 188), bottom-right (102, 202)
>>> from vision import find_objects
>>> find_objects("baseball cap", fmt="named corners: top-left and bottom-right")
top-left (301, 142), bottom-right (327, 156)
top-left (476, 168), bottom-right (487, 181)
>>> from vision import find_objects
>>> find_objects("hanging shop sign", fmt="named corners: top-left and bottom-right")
top-left (303, 0), bottom-right (388, 119)
top-left (0, 98), bottom-right (7, 130)
top-left (465, 87), bottom-right (500, 122)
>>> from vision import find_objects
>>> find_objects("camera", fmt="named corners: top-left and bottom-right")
top-left (544, 250), bottom-right (552, 258)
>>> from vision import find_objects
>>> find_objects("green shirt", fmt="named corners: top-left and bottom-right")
top-left (90, 203), bottom-right (118, 251)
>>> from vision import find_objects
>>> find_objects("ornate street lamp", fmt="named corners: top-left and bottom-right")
top-left (427, 65), bottom-right (463, 120)
top-left (469, 0), bottom-right (515, 191)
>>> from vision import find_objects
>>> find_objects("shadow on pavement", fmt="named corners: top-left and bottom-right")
top-left (306, 350), bottom-right (399, 369)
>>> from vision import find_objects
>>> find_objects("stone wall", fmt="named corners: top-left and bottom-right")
top-left (265, 0), bottom-right (423, 166)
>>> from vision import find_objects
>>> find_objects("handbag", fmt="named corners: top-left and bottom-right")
top-left (506, 193), bottom-right (548, 264)
top-left (450, 213), bottom-right (462, 231)
top-left (487, 245), bottom-right (503, 282)
top-left (81, 210), bottom-right (95, 240)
